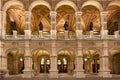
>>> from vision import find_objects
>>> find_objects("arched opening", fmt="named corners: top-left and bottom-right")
top-left (31, 5), bottom-right (51, 35)
top-left (83, 50), bottom-right (100, 74)
top-left (57, 49), bottom-right (75, 74)
top-left (6, 5), bottom-right (25, 35)
top-left (56, 5), bottom-right (76, 38)
top-left (7, 49), bottom-right (24, 75)
top-left (107, 4), bottom-right (120, 35)
top-left (32, 49), bottom-right (50, 75)
top-left (110, 50), bottom-right (120, 74)
top-left (81, 5), bottom-right (101, 35)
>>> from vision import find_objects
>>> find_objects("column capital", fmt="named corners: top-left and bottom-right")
top-left (50, 11), bottom-right (57, 16)
top-left (75, 11), bottom-right (82, 16)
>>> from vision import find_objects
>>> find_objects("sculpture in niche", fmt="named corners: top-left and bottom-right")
top-left (64, 21), bottom-right (68, 31)
top-left (39, 21), bottom-right (43, 31)
top-left (89, 22), bottom-right (93, 31)
top-left (11, 21), bottom-right (17, 30)
top-left (114, 22), bottom-right (118, 31)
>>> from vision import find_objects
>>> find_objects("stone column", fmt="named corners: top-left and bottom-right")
top-left (114, 31), bottom-right (119, 38)
top-left (100, 11), bottom-right (108, 39)
top-left (76, 11), bottom-right (82, 39)
top-left (50, 11), bottom-right (57, 39)
top-left (49, 41), bottom-right (58, 78)
top-left (39, 31), bottom-right (43, 38)
top-left (22, 40), bottom-right (33, 78)
top-left (99, 40), bottom-right (112, 78)
top-left (0, 43), bottom-right (9, 77)
top-left (24, 11), bottom-right (31, 39)
top-left (65, 31), bottom-right (68, 39)
top-left (75, 41), bottom-right (85, 78)
top-left (13, 30), bottom-right (17, 39)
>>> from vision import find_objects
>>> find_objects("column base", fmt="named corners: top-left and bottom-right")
top-left (22, 69), bottom-right (34, 78)
top-left (74, 70), bottom-right (86, 78)
top-left (49, 70), bottom-right (58, 78)
top-left (99, 70), bottom-right (112, 78)
top-left (101, 30), bottom-right (108, 39)
top-left (51, 30), bottom-right (56, 39)
top-left (76, 30), bottom-right (82, 39)
top-left (114, 31), bottom-right (119, 38)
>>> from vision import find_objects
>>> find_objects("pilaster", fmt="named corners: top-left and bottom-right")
top-left (49, 41), bottom-right (58, 78)
top-left (99, 40), bottom-right (112, 78)
top-left (75, 41), bottom-right (85, 78)
top-left (50, 11), bottom-right (57, 39)
top-left (76, 11), bottom-right (82, 39)
top-left (22, 40), bottom-right (33, 78)
top-left (100, 11), bottom-right (108, 39)
top-left (24, 11), bottom-right (31, 39)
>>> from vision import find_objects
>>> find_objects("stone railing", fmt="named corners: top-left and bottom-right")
top-left (3, 34), bottom-right (120, 40)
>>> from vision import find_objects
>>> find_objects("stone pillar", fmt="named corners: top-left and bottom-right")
top-left (13, 30), bottom-right (17, 39)
top-left (75, 41), bottom-right (85, 78)
top-left (100, 11), bottom-right (108, 39)
top-left (24, 11), bottom-right (31, 39)
top-left (50, 11), bottom-right (56, 39)
top-left (39, 31), bottom-right (43, 38)
top-left (22, 41), bottom-right (33, 78)
top-left (49, 41), bottom-right (58, 78)
top-left (99, 40), bottom-right (112, 78)
top-left (65, 31), bottom-right (68, 39)
top-left (114, 31), bottom-right (119, 38)
top-left (90, 31), bottom-right (93, 38)
top-left (76, 11), bottom-right (82, 39)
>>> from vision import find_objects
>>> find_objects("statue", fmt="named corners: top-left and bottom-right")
top-left (89, 22), bottom-right (93, 31)
top-left (114, 22), bottom-right (118, 31)
top-left (11, 21), bottom-right (17, 30)
top-left (39, 21), bottom-right (43, 31)
top-left (64, 21), bottom-right (68, 31)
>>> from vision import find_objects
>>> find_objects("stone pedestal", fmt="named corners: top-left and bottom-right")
top-left (39, 31), bottom-right (43, 38)
top-left (114, 31), bottom-right (119, 38)
top-left (51, 30), bottom-right (56, 39)
top-left (13, 30), bottom-right (17, 39)
top-left (101, 30), bottom-right (108, 39)
top-left (65, 31), bottom-right (68, 39)
top-left (76, 30), bottom-right (82, 39)
top-left (90, 31), bottom-right (93, 38)
top-left (22, 56), bottom-right (33, 78)
top-left (75, 56), bottom-right (85, 78)
top-left (24, 30), bottom-right (31, 39)
top-left (49, 56), bottom-right (58, 78)
top-left (99, 56), bottom-right (112, 78)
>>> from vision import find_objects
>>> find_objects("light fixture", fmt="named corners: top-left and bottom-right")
top-left (20, 57), bottom-right (23, 62)
top-left (84, 58), bottom-right (87, 62)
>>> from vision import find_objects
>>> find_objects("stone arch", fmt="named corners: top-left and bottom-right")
top-left (29, 0), bottom-right (51, 11)
top-left (31, 48), bottom-right (51, 56)
top-left (55, 0), bottom-right (77, 11)
top-left (6, 48), bottom-right (25, 75)
top-left (109, 49), bottom-right (120, 74)
top-left (2, 0), bottom-right (24, 11)
top-left (107, 1), bottom-right (120, 8)
top-left (81, 0), bottom-right (103, 11)
top-left (2, 0), bottom-right (25, 35)
top-left (5, 48), bottom-right (25, 56)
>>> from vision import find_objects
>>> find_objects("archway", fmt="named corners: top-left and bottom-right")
top-left (57, 49), bottom-right (75, 74)
top-left (56, 5), bottom-right (76, 38)
top-left (107, 1), bottom-right (120, 35)
top-left (5, 5), bottom-right (25, 35)
top-left (31, 5), bottom-right (50, 35)
top-left (83, 50), bottom-right (100, 74)
top-left (110, 50), bottom-right (120, 74)
top-left (32, 49), bottom-right (50, 75)
top-left (81, 5), bottom-right (101, 35)
top-left (7, 49), bottom-right (24, 75)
